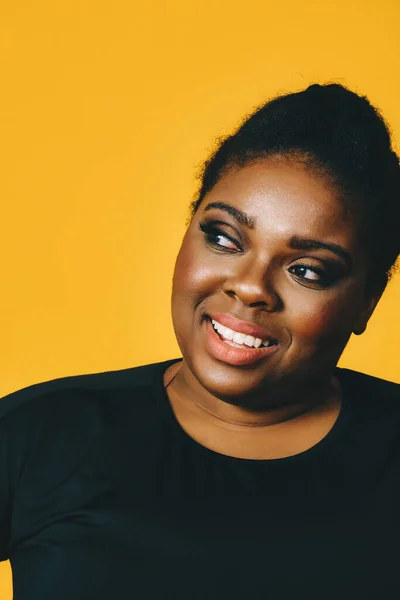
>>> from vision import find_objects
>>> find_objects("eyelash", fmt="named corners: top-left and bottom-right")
top-left (198, 221), bottom-right (334, 287)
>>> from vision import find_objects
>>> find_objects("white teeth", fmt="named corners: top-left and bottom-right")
top-left (211, 319), bottom-right (273, 349)
top-left (233, 332), bottom-right (246, 344)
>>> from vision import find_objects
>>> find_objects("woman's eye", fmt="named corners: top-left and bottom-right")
top-left (289, 264), bottom-right (329, 285)
top-left (198, 222), bottom-right (335, 286)
top-left (198, 221), bottom-right (240, 251)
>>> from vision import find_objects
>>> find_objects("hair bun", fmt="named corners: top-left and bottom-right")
top-left (306, 84), bottom-right (323, 93)
top-left (305, 83), bottom-right (347, 98)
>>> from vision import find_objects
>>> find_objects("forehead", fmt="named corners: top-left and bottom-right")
top-left (204, 158), bottom-right (352, 236)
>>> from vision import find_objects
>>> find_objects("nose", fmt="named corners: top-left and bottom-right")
top-left (222, 258), bottom-right (283, 311)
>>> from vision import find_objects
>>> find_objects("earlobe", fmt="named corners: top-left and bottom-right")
top-left (352, 277), bottom-right (387, 336)
top-left (352, 309), bottom-right (374, 336)
top-left (353, 324), bottom-right (366, 336)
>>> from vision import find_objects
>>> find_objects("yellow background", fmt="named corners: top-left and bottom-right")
top-left (0, 0), bottom-right (399, 593)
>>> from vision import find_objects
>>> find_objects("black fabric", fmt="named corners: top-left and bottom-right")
top-left (0, 358), bottom-right (399, 599)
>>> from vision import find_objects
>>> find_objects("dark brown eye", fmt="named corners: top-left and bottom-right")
top-left (292, 265), bottom-right (321, 281)
top-left (289, 264), bottom-right (333, 286)
top-left (198, 221), bottom-right (241, 251)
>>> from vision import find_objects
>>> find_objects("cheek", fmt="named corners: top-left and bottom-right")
top-left (172, 241), bottom-right (217, 298)
top-left (289, 294), bottom-right (356, 345)
top-left (171, 241), bottom-right (219, 348)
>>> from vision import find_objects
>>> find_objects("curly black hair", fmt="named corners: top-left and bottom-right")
top-left (188, 83), bottom-right (400, 285)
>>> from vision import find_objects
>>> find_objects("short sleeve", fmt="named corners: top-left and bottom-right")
top-left (0, 383), bottom-right (103, 561)
top-left (0, 389), bottom-right (54, 561)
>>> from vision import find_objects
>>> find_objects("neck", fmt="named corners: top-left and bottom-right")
top-left (166, 361), bottom-right (341, 430)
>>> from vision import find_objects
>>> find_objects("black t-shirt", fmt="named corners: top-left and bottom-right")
top-left (0, 357), bottom-right (399, 599)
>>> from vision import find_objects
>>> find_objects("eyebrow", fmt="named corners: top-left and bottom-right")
top-left (289, 237), bottom-right (352, 267)
top-left (203, 202), bottom-right (256, 229)
top-left (202, 201), bottom-right (352, 267)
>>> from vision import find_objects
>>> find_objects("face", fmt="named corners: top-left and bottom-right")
top-left (171, 158), bottom-right (381, 403)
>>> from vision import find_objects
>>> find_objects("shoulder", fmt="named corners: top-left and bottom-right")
top-left (338, 367), bottom-right (399, 415)
top-left (0, 357), bottom-right (178, 423)
top-left (338, 368), bottom-right (398, 397)
top-left (0, 357), bottom-right (179, 504)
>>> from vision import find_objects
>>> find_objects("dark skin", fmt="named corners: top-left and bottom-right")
top-left (164, 157), bottom-right (385, 459)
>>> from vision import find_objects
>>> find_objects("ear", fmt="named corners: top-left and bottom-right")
top-left (352, 277), bottom-right (387, 336)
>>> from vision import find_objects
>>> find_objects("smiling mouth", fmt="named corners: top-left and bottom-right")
top-left (206, 315), bottom-right (278, 349)
top-left (203, 316), bottom-right (279, 367)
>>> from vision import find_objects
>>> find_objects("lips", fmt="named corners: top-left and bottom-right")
top-left (204, 318), bottom-right (279, 366)
top-left (207, 312), bottom-right (278, 344)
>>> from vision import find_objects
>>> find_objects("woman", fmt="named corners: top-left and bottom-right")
top-left (0, 83), bottom-right (399, 599)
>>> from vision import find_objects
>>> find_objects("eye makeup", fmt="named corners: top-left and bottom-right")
top-left (198, 221), bottom-right (241, 252)
top-left (198, 219), bottom-right (344, 289)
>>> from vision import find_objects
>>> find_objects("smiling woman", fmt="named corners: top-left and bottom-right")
top-left (1, 83), bottom-right (400, 599)
top-left (171, 159), bottom-right (372, 402)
